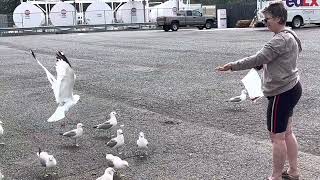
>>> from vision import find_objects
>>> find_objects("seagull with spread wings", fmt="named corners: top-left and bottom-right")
top-left (30, 50), bottom-right (80, 122)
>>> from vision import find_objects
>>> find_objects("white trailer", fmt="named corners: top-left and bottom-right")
top-left (256, 0), bottom-right (320, 28)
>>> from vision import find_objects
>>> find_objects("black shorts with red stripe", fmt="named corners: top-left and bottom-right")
top-left (267, 82), bottom-right (302, 133)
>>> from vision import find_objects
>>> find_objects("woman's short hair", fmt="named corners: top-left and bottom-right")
top-left (262, 1), bottom-right (287, 25)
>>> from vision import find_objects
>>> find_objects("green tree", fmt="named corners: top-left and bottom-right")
top-left (0, 0), bottom-right (21, 14)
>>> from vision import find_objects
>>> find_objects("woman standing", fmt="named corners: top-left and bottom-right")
top-left (216, 2), bottom-right (302, 180)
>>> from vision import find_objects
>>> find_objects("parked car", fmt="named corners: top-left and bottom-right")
top-left (156, 10), bottom-right (217, 31)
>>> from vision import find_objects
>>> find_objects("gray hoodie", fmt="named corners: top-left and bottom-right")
top-left (230, 29), bottom-right (302, 97)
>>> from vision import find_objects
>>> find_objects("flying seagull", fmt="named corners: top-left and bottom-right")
top-left (60, 123), bottom-right (84, 146)
top-left (93, 111), bottom-right (117, 136)
top-left (30, 50), bottom-right (80, 122)
top-left (226, 89), bottom-right (247, 103)
top-left (137, 132), bottom-right (149, 156)
top-left (37, 148), bottom-right (57, 177)
top-left (107, 129), bottom-right (124, 154)
top-left (96, 167), bottom-right (115, 180)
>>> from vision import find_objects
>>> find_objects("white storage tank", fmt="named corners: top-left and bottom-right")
top-left (49, 2), bottom-right (76, 26)
top-left (149, 0), bottom-right (187, 22)
top-left (85, 1), bottom-right (113, 25)
top-left (116, 1), bottom-right (146, 23)
top-left (13, 2), bottom-right (45, 28)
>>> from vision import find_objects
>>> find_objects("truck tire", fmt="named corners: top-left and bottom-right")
top-left (197, 26), bottom-right (204, 30)
top-left (292, 16), bottom-right (303, 29)
top-left (171, 22), bottom-right (179, 31)
top-left (163, 25), bottom-right (170, 32)
top-left (205, 21), bottom-right (213, 29)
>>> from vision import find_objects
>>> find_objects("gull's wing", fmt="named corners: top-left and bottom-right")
top-left (47, 104), bottom-right (66, 122)
top-left (30, 50), bottom-right (56, 89)
top-left (39, 157), bottom-right (47, 167)
top-left (94, 122), bottom-right (112, 130)
top-left (226, 96), bottom-right (241, 102)
top-left (62, 129), bottom-right (77, 137)
top-left (55, 60), bottom-right (75, 103)
top-left (107, 139), bottom-right (117, 148)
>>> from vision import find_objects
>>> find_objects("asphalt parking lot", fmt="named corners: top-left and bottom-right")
top-left (0, 26), bottom-right (320, 180)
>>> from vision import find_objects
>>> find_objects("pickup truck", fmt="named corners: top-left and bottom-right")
top-left (156, 10), bottom-right (217, 31)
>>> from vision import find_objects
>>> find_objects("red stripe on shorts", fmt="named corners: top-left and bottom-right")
top-left (273, 96), bottom-right (280, 132)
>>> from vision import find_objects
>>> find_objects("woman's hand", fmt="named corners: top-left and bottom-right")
top-left (216, 63), bottom-right (232, 71)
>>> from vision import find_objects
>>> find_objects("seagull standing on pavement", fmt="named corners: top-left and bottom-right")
top-left (107, 129), bottom-right (124, 154)
top-left (226, 89), bottom-right (247, 103)
top-left (30, 50), bottom-right (80, 123)
top-left (93, 111), bottom-right (117, 136)
top-left (60, 123), bottom-right (84, 146)
top-left (96, 167), bottom-right (115, 180)
top-left (0, 121), bottom-right (4, 145)
top-left (137, 132), bottom-right (148, 156)
top-left (37, 148), bottom-right (57, 177)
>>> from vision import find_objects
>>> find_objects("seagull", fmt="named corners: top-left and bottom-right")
top-left (96, 167), bottom-right (115, 180)
top-left (60, 123), bottom-right (84, 146)
top-left (105, 154), bottom-right (129, 170)
top-left (107, 129), bottom-right (124, 154)
top-left (93, 111), bottom-right (117, 136)
top-left (0, 121), bottom-right (4, 145)
top-left (30, 50), bottom-right (80, 123)
top-left (137, 132), bottom-right (148, 156)
top-left (226, 89), bottom-right (247, 103)
top-left (37, 148), bottom-right (57, 177)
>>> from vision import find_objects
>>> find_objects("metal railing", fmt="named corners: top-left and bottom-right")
top-left (0, 7), bottom-right (186, 27)
top-left (0, 7), bottom-right (208, 35)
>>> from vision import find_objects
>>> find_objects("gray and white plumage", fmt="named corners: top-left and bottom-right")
top-left (60, 123), bottom-right (84, 146)
top-left (93, 111), bottom-right (117, 130)
top-left (107, 129), bottom-right (124, 149)
top-left (30, 50), bottom-right (80, 122)
top-left (137, 132), bottom-right (148, 149)
top-left (96, 167), bottom-right (115, 180)
top-left (226, 90), bottom-right (247, 103)
top-left (37, 148), bottom-right (57, 169)
top-left (105, 154), bottom-right (129, 170)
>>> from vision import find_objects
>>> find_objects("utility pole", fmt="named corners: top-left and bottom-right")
top-left (177, 0), bottom-right (179, 12)
top-left (142, 0), bottom-right (146, 22)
